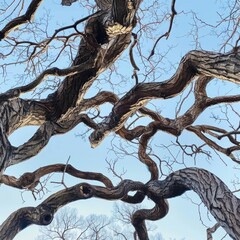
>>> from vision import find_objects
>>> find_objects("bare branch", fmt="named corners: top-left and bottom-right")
top-left (0, 163), bottom-right (113, 190)
top-left (207, 223), bottom-right (220, 240)
top-left (147, 168), bottom-right (240, 239)
top-left (148, 0), bottom-right (177, 59)
top-left (0, 0), bottom-right (44, 40)
top-left (90, 49), bottom-right (240, 147)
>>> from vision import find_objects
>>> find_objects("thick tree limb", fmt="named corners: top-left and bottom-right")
top-left (0, 0), bottom-right (141, 171)
top-left (1, 168), bottom-right (238, 239)
top-left (86, 74), bottom-right (240, 168)
top-left (0, 163), bottom-right (113, 190)
top-left (0, 0), bottom-right (144, 175)
top-left (1, 2), bottom-right (240, 240)
top-left (0, 180), bottom-right (146, 239)
top-left (147, 167), bottom-right (240, 240)
top-left (10, 113), bottom-right (98, 166)
top-left (0, 91), bottom-right (118, 172)
top-left (0, 183), bottom-right (91, 240)
top-left (131, 198), bottom-right (169, 240)
top-left (89, 48), bottom-right (240, 147)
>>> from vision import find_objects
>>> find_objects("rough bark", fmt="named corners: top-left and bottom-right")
top-left (0, 0), bottom-right (142, 173)
top-left (147, 168), bottom-right (240, 240)
top-left (0, 180), bottom-right (146, 240)
top-left (1, 168), bottom-right (239, 240)
top-left (89, 48), bottom-right (240, 147)
top-left (0, 1), bottom-right (240, 240)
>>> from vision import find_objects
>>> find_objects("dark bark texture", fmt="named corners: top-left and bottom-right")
top-left (0, 0), bottom-right (240, 239)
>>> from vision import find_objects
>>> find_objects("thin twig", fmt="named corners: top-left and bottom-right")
top-left (148, 0), bottom-right (177, 59)
top-left (130, 33), bottom-right (140, 84)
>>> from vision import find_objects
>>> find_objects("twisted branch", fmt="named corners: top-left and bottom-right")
top-left (0, 179), bottom-right (146, 239)
top-left (0, 163), bottom-right (113, 190)
top-left (147, 167), bottom-right (240, 240)
top-left (131, 198), bottom-right (168, 240)
top-left (0, 0), bottom-right (44, 40)
top-left (1, 167), bottom-right (238, 239)
top-left (89, 48), bottom-right (240, 147)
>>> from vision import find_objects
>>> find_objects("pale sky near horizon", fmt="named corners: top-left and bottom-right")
top-left (0, 1), bottom-right (239, 239)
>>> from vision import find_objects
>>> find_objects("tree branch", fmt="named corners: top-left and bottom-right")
top-left (0, 0), bottom-right (44, 40)
top-left (2, 167), bottom-right (238, 240)
top-left (147, 167), bottom-right (240, 240)
top-left (0, 180), bottom-right (146, 239)
top-left (89, 48), bottom-right (240, 147)
top-left (131, 199), bottom-right (168, 240)
top-left (0, 163), bottom-right (113, 190)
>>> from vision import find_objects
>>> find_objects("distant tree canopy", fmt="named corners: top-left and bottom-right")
top-left (0, 0), bottom-right (239, 239)
top-left (37, 205), bottom-right (164, 240)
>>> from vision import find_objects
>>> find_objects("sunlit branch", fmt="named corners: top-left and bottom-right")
top-left (0, 0), bottom-right (44, 40)
top-left (89, 48), bottom-right (240, 147)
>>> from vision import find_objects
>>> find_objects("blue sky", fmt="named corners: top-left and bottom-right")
top-left (0, 0), bottom-right (239, 239)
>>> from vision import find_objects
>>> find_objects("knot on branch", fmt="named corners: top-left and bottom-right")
top-left (40, 212), bottom-right (53, 225)
top-left (19, 172), bottom-right (39, 190)
top-left (79, 184), bottom-right (93, 198)
top-left (89, 125), bottom-right (109, 148)
top-left (36, 205), bottom-right (54, 226)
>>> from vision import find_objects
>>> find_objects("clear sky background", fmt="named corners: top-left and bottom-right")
top-left (0, 0), bottom-right (239, 239)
